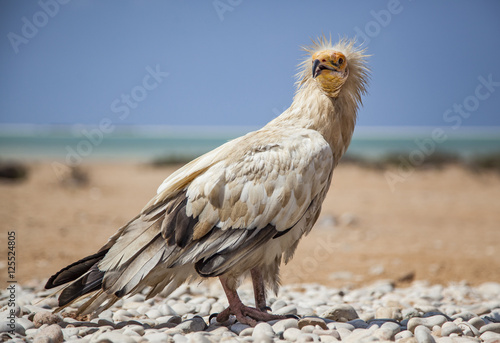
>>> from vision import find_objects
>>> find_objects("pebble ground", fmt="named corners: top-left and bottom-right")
top-left (1, 280), bottom-right (500, 342)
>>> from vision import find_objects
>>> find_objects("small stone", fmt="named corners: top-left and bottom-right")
top-left (376, 306), bottom-right (402, 320)
top-left (187, 332), bottom-right (211, 343)
top-left (373, 328), bottom-right (395, 340)
top-left (145, 309), bottom-right (163, 319)
top-left (0, 321), bottom-right (26, 335)
top-left (403, 308), bottom-right (422, 320)
top-left (97, 318), bottom-right (115, 328)
top-left (441, 322), bottom-right (463, 336)
top-left (298, 317), bottom-right (328, 330)
top-left (157, 315), bottom-right (182, 326)
top-left (273, 318), bottom-right (299, 333)
top-left (158, 304), bottom-right (177, 316)
top-left (145, 331), bottom-right (171, 343)
top-left (176, 316), bottom-right (207, 333)
top-left (98, 309), bottom-right (114, 319)
top-left (468, 317), bottom-right (485, 330)
top-left (171, 303), bottom-right (195, 316)
top-left (33, 311), bottom-right (61, 328)
top-left (112, 309), bottom-right (133, 322)
top-left (283, 327), bottom-right (302, 341)
top-left (348, 319), bottom-right (368, 329)
top-left (478, 282), bottom-right (500, 297)
top-left (122, 327), bottom-right (142, 338)
top-left (301, 325), bottom-right (315, 333)
top-left (458, 322), bottom-right (480, 337)
top-left (230, 323), bottom-right (251, 335)
top-left (34, 324), bottom-right (64, 343)
top-left (296, 333), bottom-right (320, 342)
top-left (271, 299), bottom-right (288, 312)
top-left (98, 330), bottom-right (138, 343)
top-left (62, 327), bottom-right (79, 339)
top-left (17, 317), bottom-right (35, 330)
top-left (336, 327), bottom-right (353, 340)
top-left (451, 312), bottom-right (477, 321)
top-left (173, 333), bottom-right (188, 343)
top-left (395, 330), bottom-right (414, 340)
top-left (197, 302), bottom-right (211, 317)
top-left (322, 304), bottom-right (359, 322)
top-left (481, 331), bottom-right (500, 342)
top-left (318, 335), bottom-right (339, 342)
top-left (252, 322), bottom-right (275, 339)
top-left (480, 323), bottom-right (500, 334)
top-left (239, 327), bottom-right (254, 336)
top-left (126, 324), bottom-right (145, 336)
top-left (327, 322), bottom-right (355, 331)
top-left (408, 315), bottom-right (448, 333)
top-left (414, 325), bottom-right (436, 343)
top-left (312, 329), bottom-right (340, 339)
top-left (274, 305), bottom-right (298, 315)
top-left (343, 328), bottom-right (376, 342)
top-left (381, 321), bottom-right (401, 337)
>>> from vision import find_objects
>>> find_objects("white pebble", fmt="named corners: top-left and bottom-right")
top-left (283, 327), bottom-right (302, 341)
top-left (273, 318), bottom-right (299, 333)
top-left (408, 315), bottom-right (448, 333)
top-left (414, 325), bottom-right (436, 343)
top-left (252, 322), bottom-right (274, 339)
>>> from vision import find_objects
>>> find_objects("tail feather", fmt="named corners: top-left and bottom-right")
top-left (58, 266), bottom-right (104, 307)
top-left (45, 249), bottom-right (108, 289)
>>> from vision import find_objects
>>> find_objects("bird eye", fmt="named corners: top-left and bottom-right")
top-left (338, 58), bottom-right (344, 65)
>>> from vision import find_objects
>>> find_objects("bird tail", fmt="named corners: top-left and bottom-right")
top-left (44, 201), bottom-right (197, 316)
top-left (44, 249), bottom-right (108, 312)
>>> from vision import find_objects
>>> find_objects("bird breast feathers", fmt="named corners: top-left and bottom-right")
top-left (151, 128), bottom-right (334, 240)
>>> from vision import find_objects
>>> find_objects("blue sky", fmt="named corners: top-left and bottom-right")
top-left (1, 0), bottom-right (500, 129)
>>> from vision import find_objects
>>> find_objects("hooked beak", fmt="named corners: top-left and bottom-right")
top-left (312, 59), bottom-right (335, 78)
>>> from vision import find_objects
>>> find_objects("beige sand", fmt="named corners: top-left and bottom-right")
top-left (1, 162), bottom-right (499, 289)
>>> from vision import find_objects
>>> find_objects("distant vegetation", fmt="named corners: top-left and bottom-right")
top-left (0, 161), bottom-right (29, 181)
top-left (151, 151), bottom-right (500, 173)
top-left (342, 151), bottom-right (500, 173)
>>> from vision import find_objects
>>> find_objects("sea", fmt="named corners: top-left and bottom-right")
top-left (1, 124), bottom-right (499, 164)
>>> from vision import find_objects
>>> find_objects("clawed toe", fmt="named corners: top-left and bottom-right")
top-left (214, 304), bottom-right (289, 326)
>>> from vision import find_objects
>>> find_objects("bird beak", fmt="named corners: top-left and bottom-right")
top-left (312, 59), bottom-right (335, 79)
top-left (312, 59), bottom-right (321, 78)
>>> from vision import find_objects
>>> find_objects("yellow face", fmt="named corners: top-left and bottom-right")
top-left (312, 50), bottom-right (349, 97)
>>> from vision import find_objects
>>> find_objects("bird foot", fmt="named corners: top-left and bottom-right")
top-left (215, 304), bottom-right (289, 326)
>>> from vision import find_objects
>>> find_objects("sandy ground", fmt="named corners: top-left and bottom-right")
top-left (1, 161), bottom-right (499, 290)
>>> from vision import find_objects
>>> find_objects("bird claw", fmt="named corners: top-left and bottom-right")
top-left (208, 313), bottom-right (219, 323)
top-left (215, 304), bottom-right (289, 326)
top-left (286, 314), bottom-right (300, 320)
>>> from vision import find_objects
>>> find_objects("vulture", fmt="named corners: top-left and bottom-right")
top-left (45, 36), bottom-right (370, 326)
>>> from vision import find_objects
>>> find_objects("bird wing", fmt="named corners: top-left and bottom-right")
top-left (63, 127), bottom-right (333, 310)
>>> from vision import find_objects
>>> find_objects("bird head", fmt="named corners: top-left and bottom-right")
top-left (296, 36), bottom-right (370, 102)
top-left (311, 50), bottom-right (349, 98)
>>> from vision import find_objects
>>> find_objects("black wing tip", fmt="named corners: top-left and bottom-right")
top-left (57, 268), bottom-right (105, 307)
top-left (44, 249), bottom-right (109, 290)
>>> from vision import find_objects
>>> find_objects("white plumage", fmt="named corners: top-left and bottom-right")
top-left (46, 36), bottom-right (370, 325)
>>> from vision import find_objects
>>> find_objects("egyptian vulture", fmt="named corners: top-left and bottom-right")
top-left (45, 37), bottom-right (370, 326)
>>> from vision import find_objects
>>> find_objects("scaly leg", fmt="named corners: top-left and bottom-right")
top-left (216, 275), bottom-right (287, 326)
top-left (251, 268), bottom-right (270, 312)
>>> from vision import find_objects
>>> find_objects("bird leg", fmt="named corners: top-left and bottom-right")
top-left (250, 268), bottom-right (271, 312)
top-left (216, 274), bottom-right (287, 326)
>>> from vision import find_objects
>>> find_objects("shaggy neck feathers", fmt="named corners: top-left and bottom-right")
top-left (267, 38), bottom-right (369, 164)
top-left (268, 80), bottom-right (357, 164)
